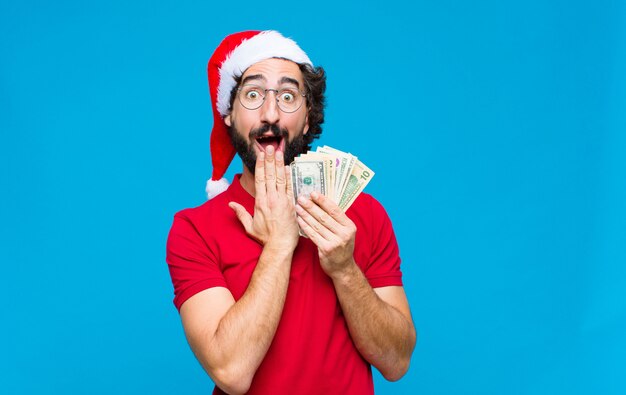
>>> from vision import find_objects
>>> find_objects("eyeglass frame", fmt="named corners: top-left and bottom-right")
top-left (235, 84), bottom-right (308, 113)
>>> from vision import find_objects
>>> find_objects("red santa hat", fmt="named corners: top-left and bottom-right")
top-left (205, 30), bottom-right (313, 199)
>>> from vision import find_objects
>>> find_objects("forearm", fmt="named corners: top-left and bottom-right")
top-left (331, 261), bottom-right (416, 381)
top-left (202, 244), bottom-right (294, 392)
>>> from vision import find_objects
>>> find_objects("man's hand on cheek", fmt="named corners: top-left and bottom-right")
top-left (229, 146), bottom-right (299, 250)
top-left (295, 192), bottom-right (357, 277)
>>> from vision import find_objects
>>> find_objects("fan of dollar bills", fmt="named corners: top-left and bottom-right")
top-left (289, 145), bottom-right (375, 212)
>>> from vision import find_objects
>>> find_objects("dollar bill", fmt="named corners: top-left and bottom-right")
top-left (291, 145), bottom-right (374, 213)
top-left (290, 160), bottom-right (327, 204)
top-left (317, 146), bottom-right (355, 203)
top-left (298, 152), bottom-right (335, 202)
top-left (338, 159), bottom-right (375, 211)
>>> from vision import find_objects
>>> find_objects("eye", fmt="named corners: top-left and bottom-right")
top-left (279, 89), bottom-right (297, 103)
top-left (245, 89), bottom-right (261, 100)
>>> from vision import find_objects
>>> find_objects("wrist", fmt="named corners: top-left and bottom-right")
top-left (328, 258), bottom-right (359, 284)
top-left (264, 237), bottom-right (298, 254)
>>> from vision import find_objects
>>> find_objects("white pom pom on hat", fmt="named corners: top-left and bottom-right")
top-left (205, 30), bottom-right (313, 199)
top-left (205, 178), bottom-right (230, 200)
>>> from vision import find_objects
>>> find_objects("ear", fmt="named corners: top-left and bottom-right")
top-left (224, 114), bottom-right (232, 127)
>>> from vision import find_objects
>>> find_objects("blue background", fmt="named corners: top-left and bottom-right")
top-left (2, 0), bottom-right (625, 394)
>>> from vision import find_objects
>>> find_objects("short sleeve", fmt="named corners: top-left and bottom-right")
top-left (166, 211), bottom-right (227, 311)
top-left (362, 197), bottom-right (403, 288)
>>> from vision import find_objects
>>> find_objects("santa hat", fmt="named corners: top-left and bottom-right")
top-left (205, 30), bottom-right (313, 199)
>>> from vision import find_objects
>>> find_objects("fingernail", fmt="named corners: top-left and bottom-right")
top-left (310, 191), bottom-right (319, 199)
top-left (266, 145), bottom-right (274, 155)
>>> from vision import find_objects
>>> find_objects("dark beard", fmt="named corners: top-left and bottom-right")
top-left (228, 124), bottom-right (309, 174)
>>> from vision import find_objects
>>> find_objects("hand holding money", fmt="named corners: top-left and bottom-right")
top-left (291, 146), bottom-right (374, 270)
top-left (295, 190), bottom-right (357, 276)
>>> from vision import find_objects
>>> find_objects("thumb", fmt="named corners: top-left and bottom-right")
top-left (229, 202), bottom-right (253, 233)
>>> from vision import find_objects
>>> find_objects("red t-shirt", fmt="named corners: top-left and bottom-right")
top-left (166, 175), bottom-right (403, 394)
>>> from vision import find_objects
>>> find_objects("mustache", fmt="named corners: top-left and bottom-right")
top-left (249, 124), bottom-right (288, 140)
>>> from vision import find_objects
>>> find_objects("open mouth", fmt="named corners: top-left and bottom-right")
top-left (254, 134), bottom-right (285, 153)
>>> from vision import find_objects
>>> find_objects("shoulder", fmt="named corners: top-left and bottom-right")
top-left (346, 193), bottom-right (397, 245)
top-left (347, 192), bottom-right (399, 246)
top-left (173, 188), bottom-right (234, 221)
top-left (170, 189), bottom-right (239, 239)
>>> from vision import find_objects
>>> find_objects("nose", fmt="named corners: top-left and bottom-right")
top-left (259, 90), bottom-right (280, 124)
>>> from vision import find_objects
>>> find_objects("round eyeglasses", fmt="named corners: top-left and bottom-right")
top-left (237, 84), bottom-right (307, 113)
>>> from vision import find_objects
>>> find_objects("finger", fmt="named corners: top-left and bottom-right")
top-left (309, 191), bottom-right (352, 226)
top-left (285, 166), bottom-right (294, 202)
top-left (254, 151), bottom-right (267, 202)
top-left (264, 145), bottom-right (277, 199)
top-left (297, 215), bottom-right (329, 246)
top-left (295, 201), bottom-right (335, 241)
top-left (297, 194), bottom-right (340, 231)
top-left (229, 202), bottom-right (253, 234)
top-left (275, 149), bottom-right (286, 193)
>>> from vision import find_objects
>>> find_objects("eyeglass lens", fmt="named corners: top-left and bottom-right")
top-left (238, 85), bottom-right (304, 113)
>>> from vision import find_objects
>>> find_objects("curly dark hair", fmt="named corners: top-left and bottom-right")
top-left (298, 64), bottom-right (326, 149)
top-left (227, 62), bottom-right (327, 151)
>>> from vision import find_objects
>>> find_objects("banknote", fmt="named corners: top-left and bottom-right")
top-left (290, 160), bottom-right (328, 237)
top-left (291, 146), bottom-right (374, 213)
top-left (337, 159), bottom-right (374, 211)
top-left (316, 146), bottom-right (355, 203)
top-left (298, 152), bottom-right (336, 202)
top-left (290, 160), bottom-right (327, 203)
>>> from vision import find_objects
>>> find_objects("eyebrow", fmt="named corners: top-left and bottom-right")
top-left (241, 74), bottom-right (266, 86)
top-left (279, 77), bottom-right (300, 88)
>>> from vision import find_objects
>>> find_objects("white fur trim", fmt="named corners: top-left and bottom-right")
top-left (216, 30), bottom-right (313, 116)
top-left (206, 177), bottom-right (230, 199)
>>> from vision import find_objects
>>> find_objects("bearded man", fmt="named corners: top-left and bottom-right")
top-left (166, 30), bottom-right (416, 395)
